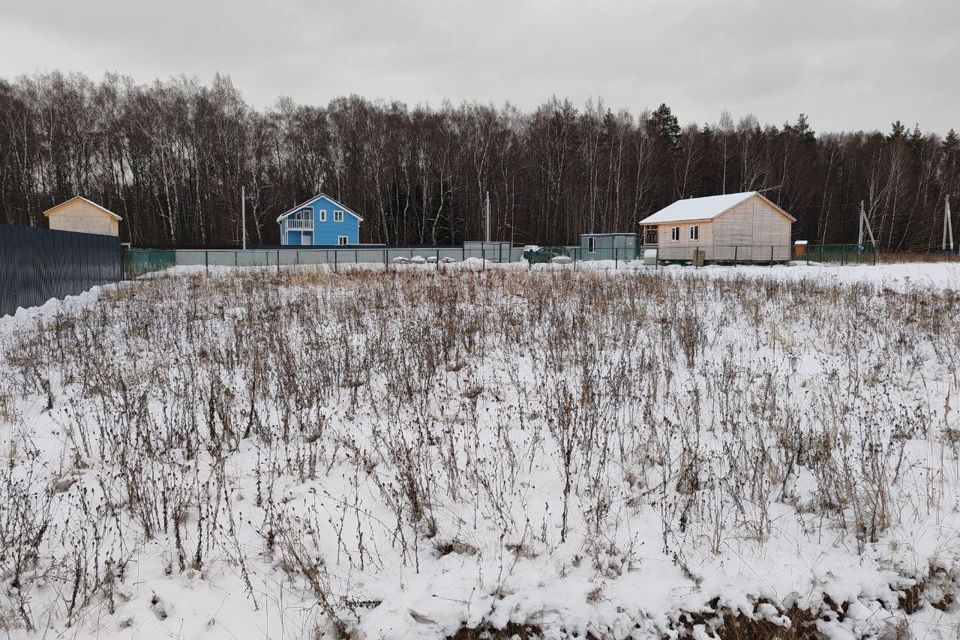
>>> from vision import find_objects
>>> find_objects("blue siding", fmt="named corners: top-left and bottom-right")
top-left (279, 195), bottom-right (361, 246)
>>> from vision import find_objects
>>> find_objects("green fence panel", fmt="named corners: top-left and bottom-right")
top-left (124, 248), bottom-right (176, 278)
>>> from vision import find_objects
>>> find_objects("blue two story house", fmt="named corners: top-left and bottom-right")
top-left (277, 193), bottom-right (363, 246)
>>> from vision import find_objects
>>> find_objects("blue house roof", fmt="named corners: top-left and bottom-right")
top-left (276, 193), bottom-right (364, 223)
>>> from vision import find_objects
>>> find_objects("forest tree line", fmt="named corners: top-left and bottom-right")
top-left (1, 71), bottom-right (958, 249)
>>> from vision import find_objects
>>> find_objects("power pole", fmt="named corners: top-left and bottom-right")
top-left (485, 191), bottom-right (491, 242)
top-left (859, 201), bottom-right (877, 249)
top-left (943, 194), bottom-right (954, 253)
top-left (241, 186), bottom-right (247, 250)
top-left (858, 201), bottom-right (865, 247)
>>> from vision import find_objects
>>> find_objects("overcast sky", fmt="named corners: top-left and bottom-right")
top-left (1, 0), bottom-right (957, 134)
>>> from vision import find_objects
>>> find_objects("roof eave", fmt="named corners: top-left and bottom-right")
top-left (746, 192), bottom-right (797, 222)
top-left (43, 196), bottom-right (123, 221)
top-left (640, 217), bottom-right (714, 226)
top-left (277, 193), bottom-right (364, 223)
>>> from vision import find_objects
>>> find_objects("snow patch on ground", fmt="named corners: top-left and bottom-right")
top-left (1, 262), bottom-right (959, 639)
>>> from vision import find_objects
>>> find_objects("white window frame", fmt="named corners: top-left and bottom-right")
top-left (689, 225), bottom-right (699, 241)
top-left (337, 235), bottom-right (349, 246)
top-left (333, 210), bottom-right (344, 223)
top-left (671, 226), bottom-right (680, 242)
top-left (588, 237), bottom-right (596, 253)
top-left (318, 209), bottom-right (327, 222)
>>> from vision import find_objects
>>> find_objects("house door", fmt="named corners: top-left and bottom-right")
top-left (301, 232), bottom-right (312, 246)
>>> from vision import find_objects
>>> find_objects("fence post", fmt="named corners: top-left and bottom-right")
top-left (770, 245), bottom-right (774, 266)
top-left (482, 247), bottom-right (486, 271)
top-left (334, 250), bottom-right (338, 273)
top-left (734, 246), bottom-right (738, 263)
top-left (436, 248), bottom-right (440, 270)
top-left (384, 249), bottom-right (388, 272)
top-left (205, 250), bottom-right (209, 274)
top-left (277, 249), bottom-right (281, 274)
top-left (614, 247), bottom-right (618, 270)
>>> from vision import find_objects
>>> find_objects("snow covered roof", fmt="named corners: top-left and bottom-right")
top-left (43, 196), bottom-right (123, 221)
top-left (640, 191), bottom-right (794, 225)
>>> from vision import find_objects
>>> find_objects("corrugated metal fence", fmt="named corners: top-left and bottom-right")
top-left (0, 224), bottom-right (121, 318)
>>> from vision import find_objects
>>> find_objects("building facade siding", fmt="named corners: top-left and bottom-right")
top-left (649, 194), bottom-right (792, 261)
top-left (45, 198), bottom-right (121, 237)
top-left (279, 194), bottom-right (361, 246)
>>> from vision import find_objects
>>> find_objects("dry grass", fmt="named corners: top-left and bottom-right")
top-left (877, 251), bottom-right (960, 263)
top-left (0, 265), bottom-right (957, 638)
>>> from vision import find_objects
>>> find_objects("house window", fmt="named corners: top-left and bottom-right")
top-left (319, 210), bottom-right (327, 222)
top-left (337, 235), bottom-right (349, 246)
top-left (670, 226), bottom-right (680, 241)
top-left (333, 210), bottom-right (344, 222)
top-left (689, 225), bottom-right (699, 241)
top-left (588, 237), bottom-right (596, 253)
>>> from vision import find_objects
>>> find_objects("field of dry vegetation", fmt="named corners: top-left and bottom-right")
top-left (2, 265), bottom-right (959, 639)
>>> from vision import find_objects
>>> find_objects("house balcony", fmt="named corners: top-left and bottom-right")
top-left (287, 219), bottom-right (314, 231)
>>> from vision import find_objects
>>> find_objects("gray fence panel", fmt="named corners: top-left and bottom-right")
top-left (173, 250), bottom-right (206, 266)
top-left (354, 249), bottom-right (382, 263)
top-left (0, 224), bottom-right (121, 317)
top-left (129, 242), bottom-right (875, 277)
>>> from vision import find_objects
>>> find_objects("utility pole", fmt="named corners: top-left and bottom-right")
top-left (943, 194), bottom-right (954, 253)
top-left (241, 186), bottom-right (247, 250)
top-left (858, 201), bottom-right (865, 247)
top-left (484, 191), bottom-right (491, 243)
top-left (859, 200), bottom-right (878, 252)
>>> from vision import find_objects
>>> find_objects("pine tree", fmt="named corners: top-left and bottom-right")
top-left (943, 128), bottom-right (959, 150)
top-left (908, 124), bottom-right (923, 151)
top-left (650, 103), bottom-right (681, 149)
top-left (785, 113), bottom-right (815, 143)
top-left (888, 120), bottom-right (906, 141)
top-left (601, 108), bottom-right (616, 138)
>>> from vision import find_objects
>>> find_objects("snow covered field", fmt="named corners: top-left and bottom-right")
top-left (2, 262), bottom-right (960, 639)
